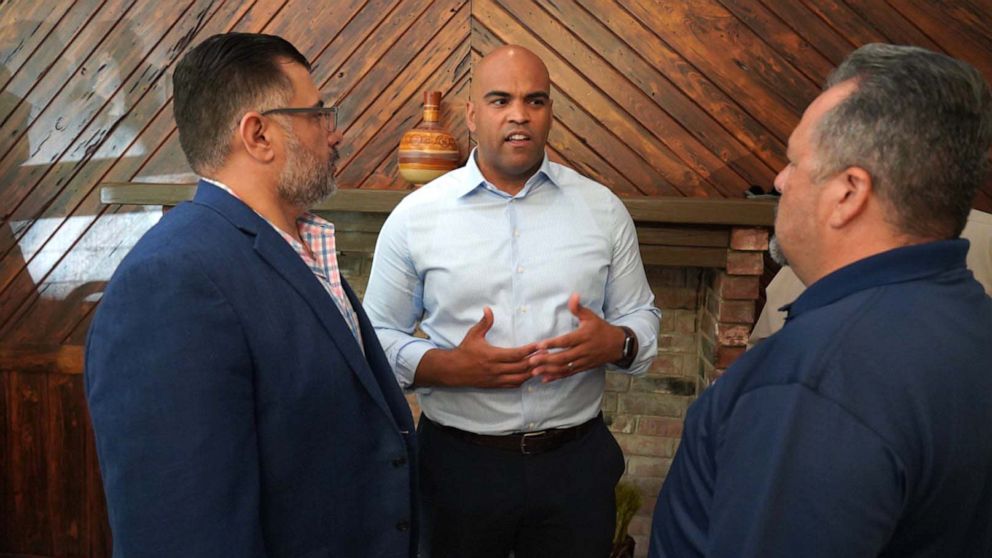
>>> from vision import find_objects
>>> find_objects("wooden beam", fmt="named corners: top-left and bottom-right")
top-left (624, 197), bottom-right (775, 226)
top-left (640, 246), bottom-right (728, 268)
top-left (0, 345), bottom-right (84, 375)
top-left (637, 226), bottom-right (730, 248)
top-left (100, 183), bottom-right (777, 226)
top-left (100, 183), bottom-right (409, 213)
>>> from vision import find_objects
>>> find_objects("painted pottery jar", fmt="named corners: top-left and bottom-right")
top-left (398, 91), bottom-right (460, 186)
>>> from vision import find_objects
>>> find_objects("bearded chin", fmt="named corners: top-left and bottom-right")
top-left (768, 235), bottom-right (789, 266)
top-left (278, 151), bottom-right (337, 208)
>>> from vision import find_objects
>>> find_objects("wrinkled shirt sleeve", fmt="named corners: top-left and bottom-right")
top-left (604, 198), bottom-right (660, 375)
top-left (363, 204), bottom-right (437, 389)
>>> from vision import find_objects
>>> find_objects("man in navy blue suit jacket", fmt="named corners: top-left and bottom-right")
top-left (85, 33), bottom-right (418, 557)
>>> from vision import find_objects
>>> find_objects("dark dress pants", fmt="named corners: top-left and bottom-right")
top-left (418, 415), bottom-right (626, 558)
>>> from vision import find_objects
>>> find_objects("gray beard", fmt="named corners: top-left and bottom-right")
top-left (278, 134), bottom-right (338, 208)
top-left (768, 235), bottom-right (789, 266)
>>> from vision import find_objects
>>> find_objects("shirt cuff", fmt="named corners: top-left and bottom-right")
top-left (394, 338), bottom-right (437, 389)
top-left (609, 314), bottom-right (660, 376)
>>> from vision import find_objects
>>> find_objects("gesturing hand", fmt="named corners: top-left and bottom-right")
top-left (528, 293), bottom-right (626, 383)
top-left (415, 307), bottom-right (539, 389)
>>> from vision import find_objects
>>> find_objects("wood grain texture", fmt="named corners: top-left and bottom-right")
top-left (46, 374), bottom-right (87, 556)
top-left (4, 371), bottom-right (50, 555)
top-left (85, 411), bottom-right (111, 558)
top-left (0, 370), bottom-right (7, 551)
top-left (3, 0), bottom-right (992, 345)
top-left (1, 2), bottom-right (991, 556)
top-left (94, 182), bottom-right (778, 226)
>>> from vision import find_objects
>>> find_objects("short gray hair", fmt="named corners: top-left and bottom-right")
top-left (814, 43), bottom-right (992, 238)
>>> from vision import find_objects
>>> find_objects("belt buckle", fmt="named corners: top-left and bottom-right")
top-left (520, 430), bottom-right (547, 455)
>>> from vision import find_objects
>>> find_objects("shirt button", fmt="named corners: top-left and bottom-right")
top-left (396, 520), bottom-right (410, 532)
top-left (392, 456), bottom-right (407, 467)
top-left (528, 422), bottom-right (535, 429)
top-left (527, 387), bottom-right (534, 393)
top-left (517, 266), bottom-right (524, 273)
top-left (513, 229), bottom-right (520, 238)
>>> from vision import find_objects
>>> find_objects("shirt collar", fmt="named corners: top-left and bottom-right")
top-left (785, 239), bottom-right (970, 322)
top-left (455, 148), bottom-right (560, 198)
top-left (201, 176), bottom-right (235, 197)
top-left (198, 177), bottom-right (333, 235)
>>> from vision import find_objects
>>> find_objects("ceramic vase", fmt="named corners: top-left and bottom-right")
top-left (398, 91), bottom-right (460, 186)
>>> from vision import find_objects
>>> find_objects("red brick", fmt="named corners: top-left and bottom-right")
top-left (660, 309), bottom-right (697, 335)
top-left (699, 333), bottom-right (715, 363)
top-left (605, 372), bottom-right (631, 392)
top-left (646, 266), bottom-right (705, 289)
top-left (675, 311), bottom-right (697, 335)
top-left (704, 286), bottom-right (720, 316)
top-left (715, 345), bottom-right (746, 368)
top-left (699, 356), bottom-right (716, 383)
top-left (659, 311), bottom-right (677, 333)
top-left (616, 433), bottom-right (680, 458)
top-left (726, 250), bottom-right (764, 275)
top-left (631, 376), bottom-right (697, 396)
top-left (730, 227), bottom-right (770, 250)
top-left (653, 287), bottom-right (698, 310)
top-left (717, 323), bottom-right (751, 347)
top-left (714, 272), bottom-right (760, 300)
top-left (658, 334), bottom-right (695, 352)
top-left (629, 475), bottom-right (667, 502)
top-left (618, 393), bottom-right (688, 418)
top-left (648, 355), bottom-right (683, 376)
top-left (637, 416), bottom-right (684, 438)
top-left (681, 355), bottom-right (703, 377)
top-left (601, 392), bottom-right (618, 413)
top-left (608, 414), bottom-right (636, 434)
top-left (699, 309), bottom-right (717, 338)
top-left (628, 456), bottom-right (673, 478)
top-left (717, 299), bottom-right (755, 324)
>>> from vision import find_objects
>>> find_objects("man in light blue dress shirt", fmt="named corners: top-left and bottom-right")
top-left (364, 45), bottom-right (660, 558)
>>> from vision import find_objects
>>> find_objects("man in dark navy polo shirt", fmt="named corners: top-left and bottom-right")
top-left (650, 44), bottom-right (992, 557)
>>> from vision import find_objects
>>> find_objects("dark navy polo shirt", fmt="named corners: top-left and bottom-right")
top-left (650, 239), bottom-right (992, 557)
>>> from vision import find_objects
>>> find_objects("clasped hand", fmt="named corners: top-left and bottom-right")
top-left (443, 294), bottom-right (625, 388)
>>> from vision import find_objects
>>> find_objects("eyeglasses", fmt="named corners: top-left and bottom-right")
top-left (261, 106), bottom-right (338, 133)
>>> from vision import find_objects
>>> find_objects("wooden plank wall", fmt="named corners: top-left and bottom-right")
top-left (1, 2), bottom-right (990, 556)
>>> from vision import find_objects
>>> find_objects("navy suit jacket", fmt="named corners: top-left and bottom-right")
top-left (85, 181), bottom-right (418, 557)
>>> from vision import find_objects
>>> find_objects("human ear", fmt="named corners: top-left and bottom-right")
top-left (238, 112), bottom-right (276, 163)
top-left (828, 166), bottom-right (872, 228)
top-left (466, 101), bottom-right (477, 133)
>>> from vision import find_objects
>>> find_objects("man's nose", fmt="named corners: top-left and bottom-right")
top-left (507, 100), bottom-right (530, 123)
top-left (773, 168), bottom-right (787, 193)
top-left (327, 129), bottom-right (343, 148)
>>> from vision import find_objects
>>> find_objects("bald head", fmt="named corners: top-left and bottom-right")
top-left (471, 45), bottom-right (550, 101)
top-left (466, 44), bottom-right (554, 195)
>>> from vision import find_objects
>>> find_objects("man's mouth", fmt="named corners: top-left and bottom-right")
top-left (504, 132), bottom-right (531, 144)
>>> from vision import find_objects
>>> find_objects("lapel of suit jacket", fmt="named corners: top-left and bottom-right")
top-left (343, 278), bottom-right (412, 434)
top-left (191, 181), bottom-right (395, 422)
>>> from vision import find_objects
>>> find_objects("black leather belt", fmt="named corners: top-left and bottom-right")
top-left (426, 414), bottom-right (602, 455)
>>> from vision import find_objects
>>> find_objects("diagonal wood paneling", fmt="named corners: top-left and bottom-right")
top-left (1, 2), bottom-right (992, 555)
top-left (0, 0), bottom-right (272, 344)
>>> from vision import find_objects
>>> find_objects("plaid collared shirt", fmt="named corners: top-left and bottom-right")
top-left (203, 179), bottom-right (364, 352)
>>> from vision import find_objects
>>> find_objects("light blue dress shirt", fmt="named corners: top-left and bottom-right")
top-left (364, 151), bottom-right (660, 435)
